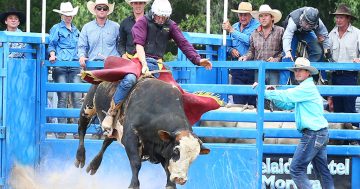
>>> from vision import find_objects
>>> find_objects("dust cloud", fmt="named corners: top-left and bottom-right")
top-left (9, 160), bottom-right (165, 189)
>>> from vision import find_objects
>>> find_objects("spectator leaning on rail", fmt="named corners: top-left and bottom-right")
top-left (239, 4), bottom-right (284, 85)
top-left (328, 4), bottom-right (360, 133)
top-left (0, 8), bottom-right (28, 58)
top-left (102, 0), bottom-right (213, 128)
top-left (78, 0), bottom-right (120, 69)
top-left (282, 7), bottom-right (330, 84)
top-left (48, 2), bottom-right (81, 139)
top-left (253, 57), bottom-right (334, 189)
top-left (222, 2), bottom-right (260, 106)
top-left (118, 0), bottom-right (150, 60)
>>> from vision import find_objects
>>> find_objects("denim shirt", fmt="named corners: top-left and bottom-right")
top-left (48, 21), bottom-right (79, 61)
top-left (78, 19), bottom-right (120, 60)
top-left (264, 77), bottom-right (328, 131)
top-left (228, 18), bottom-right (260, 57)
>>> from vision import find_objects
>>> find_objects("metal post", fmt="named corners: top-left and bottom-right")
top-left (41, 0), bottom-right (46, 43)
top-left (222, 0), bottom-right (228, 46)
top-left (206, 0), bottom-right (210, 34)
top-left (26, 0), bottom-right (30, 32)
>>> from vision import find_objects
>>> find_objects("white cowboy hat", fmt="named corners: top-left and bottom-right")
top-left (251, 4), bottom-right (282, 24)
top-left (125, 0), bottom-right (151, 5)
top-left (53, 2), bottom-right (79, 17)
top-left (287, 57), bottom-right (319, 75)
top-left (231, 2), bottom-right (253, 13)
top-left (87, 0), bottom-right (115, 16)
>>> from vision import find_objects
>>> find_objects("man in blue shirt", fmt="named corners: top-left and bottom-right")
top-left (48, 2), bottom-right (81, 139)
top-left (254, 57), bottom-right (334, 189)
top-left (222, 2), bottom-right (259, 106)
top-left (78, 0), bottom-right (120, 69)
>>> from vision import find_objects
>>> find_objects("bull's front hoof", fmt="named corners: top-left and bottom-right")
top-left (166, 186), bottom-right (176, 189)
top-left (128, 187), bottom-right (140, 189)
top-left (75, 147), bottom-right (86, 168)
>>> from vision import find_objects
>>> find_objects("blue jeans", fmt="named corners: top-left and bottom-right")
top-left (113, 74), bottom-right (137, 104)
top-left (291, 31), bottom-right (327, 80)
top-left (113, 58), bottom-right (160, 104)
top-left (230, 69), bottom-right (256, 106)
top-left (52, 67), bottom-right (82, 124)
top-left (290, 128), bottom-right (334, 189)
top-left (280, 57), bottom-right (292, 85)
top-left (332, 71), bottom-right (359, 127)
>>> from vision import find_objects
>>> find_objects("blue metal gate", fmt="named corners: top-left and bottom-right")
top-left (0, 31), bottom-right (359, 189)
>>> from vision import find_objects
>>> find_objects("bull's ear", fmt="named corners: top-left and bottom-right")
top-left (200, 144), bottom-right (210, 155)
top-left (158, 130), bottom-right (172, 142)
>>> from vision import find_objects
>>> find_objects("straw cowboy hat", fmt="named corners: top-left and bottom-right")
top-left (287, 57), bottom-right (318, 75)
top-left (251, 4), bottom-right (282, 24)
top-left (87, 0), bottom-right (115, 15)
top-left (0, 8), bottom-right (25, 25)
top-left (125, 0), bottom-right (151, 5)
top-left (231, 2), bottom-right (252, 13)
top-left (331, 4), bottom-right (357, 20)
top-left (53, 2), bottom-right (79, 17)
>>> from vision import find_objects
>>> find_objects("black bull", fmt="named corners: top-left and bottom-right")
top-left (75, 78), bottom-right (210, 189)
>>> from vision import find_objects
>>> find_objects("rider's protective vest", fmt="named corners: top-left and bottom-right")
top-left (144, 15), bottom-right (171, 58)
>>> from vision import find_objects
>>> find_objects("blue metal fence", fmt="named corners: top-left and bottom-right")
top-left (0, 31), bottom-right (359, 189)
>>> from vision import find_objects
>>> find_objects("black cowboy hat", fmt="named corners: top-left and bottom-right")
top-left (0, 8), bottom-right (26, 26)
top-left (331, 4), bottom-right (357, 20)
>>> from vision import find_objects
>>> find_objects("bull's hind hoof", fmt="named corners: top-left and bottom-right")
top-left (86, 164), bottom-right (98, 175)
top-left (75, 147), bottom-right (86, 168)
top-left (128, 187), bottom-right (140, 189)
top-left (74, 159), bottom-right (84, 168)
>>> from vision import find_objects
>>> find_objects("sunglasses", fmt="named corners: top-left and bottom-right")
top-left (96, 6), bottom-right (109, 11)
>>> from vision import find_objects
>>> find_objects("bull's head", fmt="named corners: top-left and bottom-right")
top-left (158, 130), bottom-right (210, 185)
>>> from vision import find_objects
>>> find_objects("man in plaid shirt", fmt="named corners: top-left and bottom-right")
top-left (239, 4), bottom-right (284, 85)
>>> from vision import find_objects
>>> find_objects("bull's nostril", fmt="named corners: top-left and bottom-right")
top-left (174, 177), bottom-right (187, 185)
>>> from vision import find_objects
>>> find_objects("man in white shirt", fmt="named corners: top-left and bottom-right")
top-left (328, 4), bottom-right (360, 130)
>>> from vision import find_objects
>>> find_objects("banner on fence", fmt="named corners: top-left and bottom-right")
top-left (262, 155), bottom-right (351, 189)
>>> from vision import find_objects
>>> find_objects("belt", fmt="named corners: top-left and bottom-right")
top-left (302, 127), bottom-right (327, 133)
top-left (333, 70), bottom-right (358, 75)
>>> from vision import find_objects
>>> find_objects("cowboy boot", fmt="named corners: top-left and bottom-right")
top-left (102, 99), bottom-right (122, 131)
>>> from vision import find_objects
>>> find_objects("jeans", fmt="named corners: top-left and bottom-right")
top-left (52, 67), bottom-right (82, 124)
top-left (255, 70), bottom-right (279, 85)
top-left (290, 31), bottom-right (327, 80)
top-left (113, 58), bottom-right (160, 104)
top-left (280, 57), bottom-right (292, 85)
top-left (230, 69), bottom-right (256, 106)
top-left (332, 71), bottom-right (359, 127)
top-left (113, 74), bottom-right (137, 104)
top-left (290, 128), bottom-right (334, 189)
top-left (146, 57), bottom-right (160, 78)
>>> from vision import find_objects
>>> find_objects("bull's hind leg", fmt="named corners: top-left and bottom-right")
top-left (123, 131), bottom-right (142, 189)
top-left (75, 85), bottom-right (98, 168)
top-left (86, 137), bottom-right (115, 175)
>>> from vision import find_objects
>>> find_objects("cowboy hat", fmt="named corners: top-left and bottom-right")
top-left (231, 2), bottom-right (252, 13)
top-left (331, 4), bottom-right (357, 20)
top-left (126, 0), bottom-right (150, 5)
top-left (0, 8), bottom-right (25, 26)
top-left (251, 4), bottom-right (282, 24)
top-left (287, 57), bottom-right (318, 75)
top-left (87, 0), bottom-right (115, 16)
top-left (53, 2), bottom-right (79, 17)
